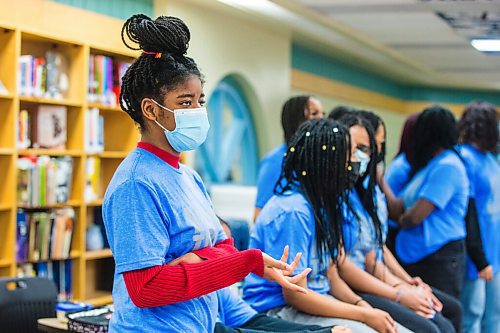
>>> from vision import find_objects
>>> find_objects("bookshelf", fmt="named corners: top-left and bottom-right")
top-left (0, 20), bottom-right (139, 304)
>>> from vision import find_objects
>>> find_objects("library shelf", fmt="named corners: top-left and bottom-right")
top-left (87, 103), bottom-right (122, 113)
top-left (85, 292), bottom-right (113, 306)
top-left (18, 149), bottom-right (82, 157)
top-left (19, 96), bottom-right (82, 108)
top-left (84, 249), bottom-right (112, 261)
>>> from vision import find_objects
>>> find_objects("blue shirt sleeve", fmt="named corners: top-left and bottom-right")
top-left (418, 162), bottom-right (461, 210)
top-left (256, 210), bottom-right (313, 276)
top-left (385, 154), bottom-right (410, 197)
top-left (217, 288), bottom-right (257, 328)
top-left (103, 180), bottom-right (169, 274)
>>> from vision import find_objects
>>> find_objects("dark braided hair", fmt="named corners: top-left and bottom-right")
top-left (410, 105), bottom-right (458, 178)
top-left (338, 113), bottom-right (384, 251)
top-left (328, 105), bottom-right (355, 121)
top-left (281, 96), bottom-right (313, 144)
top-left (276, 119), bottom-right (350, 266)
top-left (459, 101), bottom-right (499, 154)
top-left (120, 14), bottom-right (203, 130)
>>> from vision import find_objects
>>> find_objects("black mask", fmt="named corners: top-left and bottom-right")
top-left (377, 142), bottom-right (386, 163)
top-left (347, 161), bottom-right (361, 189)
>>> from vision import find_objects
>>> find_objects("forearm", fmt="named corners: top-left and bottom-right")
top-left (383, 247), bottom-right (413, 284)
top-left (284, 288), bottom-right (367, 322)
top-left (379, 177), bottom-right (404, 220)
top-left (328, 265), bottom-right (363, 304)
top-left (338, 259), bottom-right (397, 301)
top-left (367, 260), bottom-right (405, 287)
top-left (192, 238), bottom-right (239, 260)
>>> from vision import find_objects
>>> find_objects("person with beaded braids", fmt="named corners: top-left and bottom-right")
top-left (337, 112), bottom-right (460, 333)
top-left (254, 96), bottom-right (324, 220)
top-left (102, 14), bottom-right (310, 333)
top-left (244, 118), bottom-right (408, 333)
top-left (457, 101), bottom-right (499, 333)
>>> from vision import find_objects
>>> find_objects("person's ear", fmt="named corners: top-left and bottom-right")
top-left (142, 98), bottom-right (159, 121)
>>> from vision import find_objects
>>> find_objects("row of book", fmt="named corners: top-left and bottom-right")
top-left (88, 54), bottom-right (130, 106)
top-left (16, 208), bottom-right (75, 263)
top-left (85, 157), bottom-right (101, 202)
top-left (17, 106), bottom-right (106, 152)
top-left (17, 155), bottom-right (73, 207)
top-left (17, 261), bottom-right (72, 301)
top-left (18, 52), bottom-right (69, 99)
top-left (17, 106), bottom-right (68, 150)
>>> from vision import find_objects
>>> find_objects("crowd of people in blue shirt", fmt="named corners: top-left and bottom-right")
top-left (103, 14), bottom-right (499, 333)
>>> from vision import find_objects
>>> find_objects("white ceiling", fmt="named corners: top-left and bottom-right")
top-left (287, 0), bottom-right (500, 89)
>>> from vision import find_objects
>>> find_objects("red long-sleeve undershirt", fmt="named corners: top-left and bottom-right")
top-left (123, 239), bottom-right (263, 308)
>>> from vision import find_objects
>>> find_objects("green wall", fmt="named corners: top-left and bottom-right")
top-left (50, 0), bottom-right (153, 19)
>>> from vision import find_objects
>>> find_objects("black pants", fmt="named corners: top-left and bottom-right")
top-left (214, 314), bottom-right (332, 333)
top-left (431, 288), bottom-right (463, 333)
top-left (359, 293), bottom-right (454, 333)
top-left (402, 239), bottom-right (466, 299)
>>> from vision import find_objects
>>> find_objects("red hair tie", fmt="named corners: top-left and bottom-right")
top-left (143, 51), bottom-right (162, 58)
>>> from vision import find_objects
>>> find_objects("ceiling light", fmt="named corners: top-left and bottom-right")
top-left (471, 39), bottom-right (500, 52)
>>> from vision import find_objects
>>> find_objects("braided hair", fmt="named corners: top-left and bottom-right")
top-left (120, 14), bottom-right (203, 130)
top-left (276, 119), bottom-right (350, 265)
top-left (281, 96), bottom-right (313, 144)
top-left (459, 100), bottom-right (499, 154)
top-left (338, 113), bottom-right (384, 250)
top-left (410, 105), bottom-right (458, 178)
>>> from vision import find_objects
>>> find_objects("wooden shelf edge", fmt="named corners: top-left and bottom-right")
top-left (85, 199), bottom-right (103, 207)
top-left (19, 96), bottom-right (82, 107)
top-left (0, 92), bottom-right (14, 100)
top-left (18, 149), bottom-right (82, 157)
top-left (85, 293), bottom-right (113, 306)
top-left (87, 103), bottom-right (122, 112)
top-left (0, 204), bottom-right (14, 211)
top-left (18, 200), bottom-right (82, 209)
top-left (85, 151), bottom-right (128, 159)
top-left (0, 259), bottom-right (12, 268)
top-left (16, 251), bottom-right (81, 265)
top-left (84, 249), bottom-right (112, 260)
top-left (0, 148), bottom-right (15, 155)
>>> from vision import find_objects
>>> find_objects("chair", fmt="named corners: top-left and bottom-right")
top-left (0, 277), bottom-right (58, 333)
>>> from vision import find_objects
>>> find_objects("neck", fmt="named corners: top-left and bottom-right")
top-left (140, 132), bottom-right (180, 157)
top-left (434, 147), bottom-right (445, 157)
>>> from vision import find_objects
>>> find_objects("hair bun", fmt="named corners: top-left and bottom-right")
top-left (122, 14), bottom-right (190, 56)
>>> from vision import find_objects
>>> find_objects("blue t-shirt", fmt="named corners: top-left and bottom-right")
top-left (343, 185), bottom-right (388, 270)
top-left (103, 148), bottom-right (226, 333)
top-left (243, 190), bottom-right (331, 312)
top-left (217, 288), bottom-right (257, 328)
top-left (396, 150), bottom-right (469, 264)
top-left (385, 153), bottom-right (411, 198)
top-left (385, 154), bottom-right (411, 229)
top-left (458, 144), bottom-right (500, 279)
top-left (255, 144), bottom-right (287, 209)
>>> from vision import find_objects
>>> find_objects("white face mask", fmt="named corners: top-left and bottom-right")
top-left (151, 99), bottom-right (210, 152)
top-left (354, 149), bottom-right (370, 175)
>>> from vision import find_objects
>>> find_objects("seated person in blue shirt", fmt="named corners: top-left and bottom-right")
top-left (254, 96), bottom-right (324, 220)
top-left (244, 119), bottom-right (405, 333)
top-left (457, 101), bottom-right (500, 333)
top-left (389, 106), bottom-right (469, 299)
top-left (339, 112), bottom-right (457, 333)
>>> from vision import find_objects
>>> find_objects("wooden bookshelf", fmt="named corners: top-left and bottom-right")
top-left (85, 249), bottom-right (112, 261)
top-left (0, 11), bottom-right (139, 304)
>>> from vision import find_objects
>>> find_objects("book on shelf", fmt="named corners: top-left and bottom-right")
top-left (32, 105), bottom-right (67, 149)
top-left (17, 109), bottom-right (31, 149)
top-left (88, 54), bottom-right (131, 105)
top-left (17, 155), bottom-right (73, 207)
top-left (84, 156), bottom-right (101, 202)
top-left (16, 207), bottom-right (75, 263)
top-left (18, 51), bottom-right (69, 99)
top-left (18, 259), bottom-right (73, 301)
top-left (85, 108), bottom-right (104, 153)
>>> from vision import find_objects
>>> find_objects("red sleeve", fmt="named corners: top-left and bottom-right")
top-left (192, 238), bottom-right (238, 260)
top-left (123, 249), bottom-right (264, 308)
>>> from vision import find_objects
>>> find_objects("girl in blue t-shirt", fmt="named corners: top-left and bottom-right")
top-left (244, 119), bottom-right (403, 333)
top-left (103, 14), bottom-right (307, 333)
top-left (389, 106), bottom-right (469, 299)
top-left (457, 101), bottom-right (500, 333)
top-left (254, 96), bottom-right (324, 219)
top-left (339, 111), bottom-right (460, 333)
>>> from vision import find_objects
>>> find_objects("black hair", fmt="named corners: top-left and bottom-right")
top-left (410, 105), bottom-right (458, 178)
top-left (276, 119), bottom-right (350, 266)
top-left (459, 101), bottom-right (499, 154)
top-left (338, 113), bottom-right (383, 251)
top-left (120, 14), bottom-right (203, 131)
top-left (357, 110), bottom-right (386, 163)
top-left (281, 96), bottom-right (313, 144)
top-left (328, 105), bottom-right (356, 121)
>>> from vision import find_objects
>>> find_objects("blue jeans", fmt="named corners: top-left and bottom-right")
top-left (461, 271), bottom-right (500, 333)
